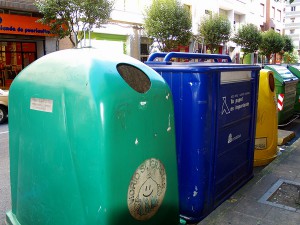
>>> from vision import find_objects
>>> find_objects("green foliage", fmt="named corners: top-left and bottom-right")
top-left (232, 23), bottom-right (262, 58)
top-left (35, 0), bottom-right (113, 47)
top-left (259, 29), bottom-right (284, 61)
top-left (198, 13), bottom-right (231, 53)
top-left (282, 35), bottom-right (294, 53)
top-left (283, 51), bottom-right (299, 64)
top-left (144, 0), bottom-right (192, 52)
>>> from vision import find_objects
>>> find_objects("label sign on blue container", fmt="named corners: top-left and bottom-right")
top-left (219, 71), bottom-right (252, 126)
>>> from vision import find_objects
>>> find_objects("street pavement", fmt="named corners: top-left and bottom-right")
top-left (1, 119), bottom-right (300, 225)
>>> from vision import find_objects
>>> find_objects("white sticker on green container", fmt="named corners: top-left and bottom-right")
top-left (30, 98), bottom-right (53, 113)
top-left (127, 158), bottom-right (167, 221)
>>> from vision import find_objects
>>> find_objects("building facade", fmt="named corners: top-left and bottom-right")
top-left (92, 0), bottom-right (285, 63)
top-left (284, 0), bottom-right (300, 57)
top-left (210, 0), bottom-right (285, 63)
top-left (0, 0), bottom-right (59, 89)
top-left (0, 0), bottom-right (290, 89)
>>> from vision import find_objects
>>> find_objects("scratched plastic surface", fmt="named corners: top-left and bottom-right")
top-left (287, 65), bottom-right (300, 113)
top-left (7, 48), bottom-right (179, 225)
top-left (146, 52), bottom-right (260, 223)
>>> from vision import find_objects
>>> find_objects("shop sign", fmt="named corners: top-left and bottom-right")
top-left (0, 14), bottom-right (54, 36)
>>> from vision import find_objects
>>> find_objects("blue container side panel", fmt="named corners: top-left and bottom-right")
top-left (214, 71), bottom-right (258, 207)
top-left (158, 70), bottom-right (215, 221)
top-left (214, 120), bottom-right (252, 205)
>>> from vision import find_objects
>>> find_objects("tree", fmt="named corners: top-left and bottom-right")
top-left (283, 51), bottom-right (299, 64)
top-left (144, 0), bottom-right (192, 52)
top-left (198, 13), bottom-right (231, 53)
top-left (232, 23), bottom-right (262, 63)
top-left (35, 0), bottom-right (114, 47)
top-left (282, 35), bottom-right (294, 53)
top-left (277, 35), bottom-right (294, 63)
top-left (259, 29), bottom-right (284, 63)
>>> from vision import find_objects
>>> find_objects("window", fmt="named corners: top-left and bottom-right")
top-left (205, 9), bottom-right (212, 15)
top-left (140, 43), bottom-right (149, 56)
top-left (9, 10), bottom-right (32, 16)
top-left (291, 17), bottom-right (295, 23)
top-left (0, 42), bottom-right (37, 81)
top-left (184, 4), bottom-right (191, 13)
top-left (140, 37), bottom-right (152, 62)
top-left (271, 7), bottom-right (275, 19)
top-left (291, 6), bottom-right (296, 11)
top-left (219, 9), bottom-right (227, 16)
top-left (290, 29), bottom-right (295, 34)
top-left (277, 9), bottom-right (281, 21)
top-left (260, 3), bottom-right (265, 17)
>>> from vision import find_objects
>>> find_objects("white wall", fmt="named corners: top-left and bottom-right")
top-left (45, 37), bottom-right (57, 54)
top-left (284, 0), bottom-right (300, 50)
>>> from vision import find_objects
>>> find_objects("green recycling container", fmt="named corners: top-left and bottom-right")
top-left (287, 65), bottom-right (300, 112)
top-left (6, 48), bottom-right (179, 225)
top-left (264, 65), bottom-right (298, 125)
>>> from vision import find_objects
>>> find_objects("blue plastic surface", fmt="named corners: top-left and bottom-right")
top-left (146, 53), bottom-right (260, 223)
top-left (147, 52), bottom-right (232, 63)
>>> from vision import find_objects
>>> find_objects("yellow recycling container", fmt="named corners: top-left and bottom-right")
top-left (254, 69), bottom-right (278, 166)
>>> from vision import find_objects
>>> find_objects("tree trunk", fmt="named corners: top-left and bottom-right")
top-left (69, 34), bottom-right (76, 48)
top-left (241, 54), bottom-right (245, 64)
top-left (266, 55), bottom-right (271, 64)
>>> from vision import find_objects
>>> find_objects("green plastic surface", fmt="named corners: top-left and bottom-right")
top-left (7, 48), bottom-right (179, 225)
top-left (264, 65), bottom-right (298, 124)
top-left (287, 65), bottom-right (300, 112)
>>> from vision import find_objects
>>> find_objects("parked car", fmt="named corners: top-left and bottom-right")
top-left (0, 89), bottom-right (8, 124)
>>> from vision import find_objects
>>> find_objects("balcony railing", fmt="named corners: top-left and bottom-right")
top-left (284, 22), bottom-right (300, 29)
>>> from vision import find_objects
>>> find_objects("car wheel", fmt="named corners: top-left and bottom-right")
top-left (0, 105), bottom-right (8, 124)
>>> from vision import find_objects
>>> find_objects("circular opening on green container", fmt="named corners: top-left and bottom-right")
top-left (269, 72), bottom-right (275, 92)
top-left (117, 64), bottom-right (151, 93)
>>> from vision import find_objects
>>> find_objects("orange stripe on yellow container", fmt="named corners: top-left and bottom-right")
top-left (0, 13), bottom-right (54, 36)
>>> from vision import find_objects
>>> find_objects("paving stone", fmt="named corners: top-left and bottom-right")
top-left (264, 207), bottom-right (300, 225)
top-left (246, 174), bottom-right (280, 199)
top-left (233, 196), bottom-right (272, 219)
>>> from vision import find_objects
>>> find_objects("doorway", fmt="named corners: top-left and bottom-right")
top-left (0, 41), bottom-right (37, 89)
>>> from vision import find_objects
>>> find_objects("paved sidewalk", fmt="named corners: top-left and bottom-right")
top-left (0, 125), bottom-right (9, 225)
top-left (198, 138), bottom-right (300, 225)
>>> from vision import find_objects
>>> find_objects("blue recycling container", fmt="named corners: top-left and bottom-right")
top-left (146, 52), bottom-right (260, 223)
